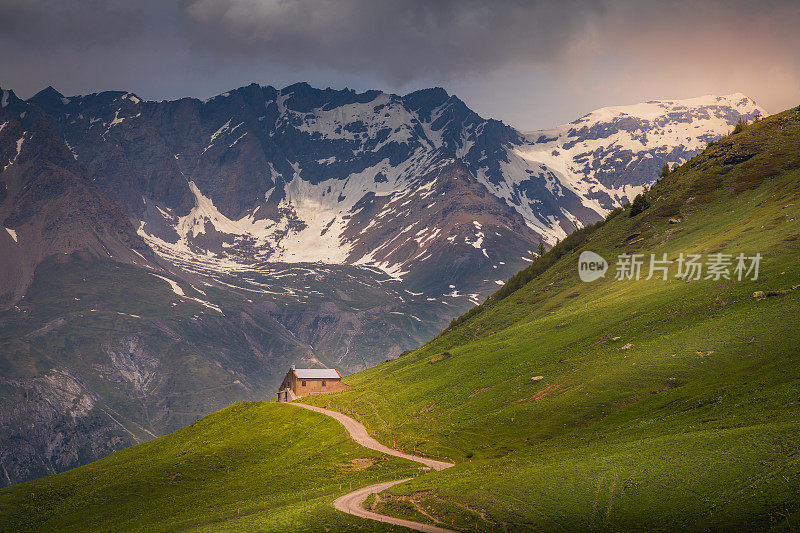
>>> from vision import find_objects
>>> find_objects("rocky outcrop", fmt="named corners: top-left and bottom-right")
top-left (0, 251), bottom-right (326, 487)
top-left (0, 369), bottom-right (130, 485)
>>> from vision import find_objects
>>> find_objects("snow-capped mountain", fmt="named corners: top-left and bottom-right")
top-left (4, 82), bottom-right (766, 370)
top-left (25, 84), bottom-right (539, 287)
top-left (5, 82), bottom-right (766, 366)
top-left (24, 85), bottom-right (763, 282)
top-left (516, 93), bottom-right (764, 214)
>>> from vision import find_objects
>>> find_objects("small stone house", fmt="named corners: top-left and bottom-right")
top-left (276, 366), bottom-right (348, 402)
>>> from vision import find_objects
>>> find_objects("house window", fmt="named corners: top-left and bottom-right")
top-left (322, 381), bottom-right (326, 387)
top-left (301, 380), bottom-right (306, 387)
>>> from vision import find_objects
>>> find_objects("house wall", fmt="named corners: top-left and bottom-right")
top-left (279, 371), bottom-right (295, 392)
top-left (294, 377), bottom-right (349, 396)
top-left (276, 388), bottom-right (296, 402)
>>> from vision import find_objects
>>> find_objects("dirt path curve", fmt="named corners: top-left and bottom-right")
top-left (290, 403), bottom-right (456, 532)
top-left (333, 478), bottom-right (457, 533)
top-left (293, 403), bottom-right (453, 471)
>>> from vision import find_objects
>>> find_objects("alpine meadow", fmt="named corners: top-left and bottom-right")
top-left (1, 1), bottom-right (800, 531)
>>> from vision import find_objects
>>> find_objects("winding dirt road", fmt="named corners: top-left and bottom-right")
top-left (290, 403), bottom-right (457, 532)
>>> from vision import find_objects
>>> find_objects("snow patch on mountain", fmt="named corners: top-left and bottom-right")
top-left (518, 93), bottom-right (765, 195)
top-left (2, 136), bottom-right (24, 172)
top-left (138, 150), bottom-right (440, 277)
top-left (150, 272), bottom-right (223, 313)
top-left (151, 273), bottom-right (185, 296)
top-left (291, 93), bottom-right (420, 151)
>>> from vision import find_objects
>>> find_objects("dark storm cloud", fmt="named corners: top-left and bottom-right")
top-left (177, 0), bottom-right (800, 83)
top-left (0, 0), bottom-right (142, 49)
top-left (0, 0), bottom-right (187, 102)
top-left (0, 0), bottom-right (798, 128)
top-left (174, 0), bottom-right (800, 121)
top-left (179, 0), bottom-right (604, 82)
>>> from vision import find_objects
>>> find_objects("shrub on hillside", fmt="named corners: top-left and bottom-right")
top-left (629, 193), bottom-right (650, 217)
top-left (733, 165), bottom-right (780, 192)
top-left (605, 207), bottom-right (624, 221)
top-left (655, 199), bottom-right (682, 217)
top-left (537, 241), bottom-right (546, 257)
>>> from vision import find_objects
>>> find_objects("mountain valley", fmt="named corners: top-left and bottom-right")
top-left (0, 82), bottom-right (765, 486)
top-left (2, 101), bottom-right (797, 531)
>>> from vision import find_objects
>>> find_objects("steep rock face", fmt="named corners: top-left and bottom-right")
top-left (342, 161), bottom-right (542, 291)
top-left (0, 367), bottom-right (137, 485)
top-left (0, 254), bottom-right (317, 487)
top-left (0, 89), bottom-right (157, 307)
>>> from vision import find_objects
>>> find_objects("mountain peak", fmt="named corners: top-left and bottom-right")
top-left (578, 93), bottom-right (764, 124)
top-left (33, 86), bottom-right (65, 100)
top-left (27, 86), bottom-right (69, 112)
top-left (405, 86), bottom-right (449, 99)
top-left (277, 82), bottom-right (383, 113)
top-left (403, 87), bottom-right (450, 112)
top-left (281, 81), bottom-right (314, 93)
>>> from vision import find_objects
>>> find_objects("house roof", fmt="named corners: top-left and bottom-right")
top-left (292, 368), bottom-right (341, 379)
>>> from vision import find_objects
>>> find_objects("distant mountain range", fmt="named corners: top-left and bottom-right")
top-left (16, 85), bottom-right (764, 269)
top-left (0, 82), bottom-right (763, 486)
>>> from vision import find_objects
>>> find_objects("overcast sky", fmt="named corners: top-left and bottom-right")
top-left (1, 0), bottom-right (799, 130)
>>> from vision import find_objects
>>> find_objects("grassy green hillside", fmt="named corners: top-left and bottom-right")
top-left (0, 402), bottom-right (421, 532)
top-left (1, 105), bottom-right (799, 532)
top-left (303, 106), bottom-right (800, 530)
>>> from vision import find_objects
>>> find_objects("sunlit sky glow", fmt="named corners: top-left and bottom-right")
top-left (1, 0), bottom-right (798, 130)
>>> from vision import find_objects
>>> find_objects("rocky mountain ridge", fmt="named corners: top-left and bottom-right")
top-left (23, 84), bottom-right (763, 280)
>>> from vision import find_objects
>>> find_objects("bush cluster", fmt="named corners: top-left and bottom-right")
top-left (629, 193), bottom-right (650, 217)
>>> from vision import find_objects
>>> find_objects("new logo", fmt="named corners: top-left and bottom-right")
top-left (578, 251), bottom-right (608, 282)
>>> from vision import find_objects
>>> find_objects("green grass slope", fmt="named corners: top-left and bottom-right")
top-left (0, 402), bottom-right (421, 532)
top-left (301, 106), bottom-right (800, 531)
